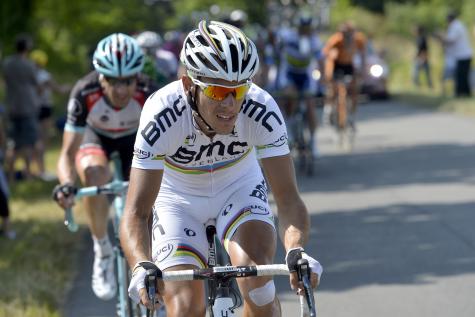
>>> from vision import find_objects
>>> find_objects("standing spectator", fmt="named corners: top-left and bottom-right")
top-left (413, 25), bottom-right (432, 88)
top-left (0, 104), bottom-right (15, 240)
top-left (2, 34), bottom-right (39, 181)
top-left (30, 49), bottom-right (69, 181)
top-left (435, 12), bottom-right (472, 97)
top-left (440, 24), bottom-right (456, 97)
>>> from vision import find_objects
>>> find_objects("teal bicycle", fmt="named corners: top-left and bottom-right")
top-left (63, 152), bottom-right (156, 317)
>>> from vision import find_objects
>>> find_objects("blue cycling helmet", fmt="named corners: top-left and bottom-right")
top-left (93, 33), bottom-right (144, 77)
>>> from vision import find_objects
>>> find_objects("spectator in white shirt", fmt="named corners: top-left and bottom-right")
top-left (438, 12), bottom-right (472, 97)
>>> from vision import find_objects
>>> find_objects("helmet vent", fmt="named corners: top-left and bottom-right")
top-left (229, 44), bottom-right (239, 73)
top-left (186, 56), bottom-right (198, 69)
top-left (222, 28), bottom-right (233, 40)
top-left (196, 35), bottom-right (208, 47)
top-left (203, 52), bottom-right (220, 72)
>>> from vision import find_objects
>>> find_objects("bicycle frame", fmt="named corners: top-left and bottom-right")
top-left (63, 152), bottom-right (134, 317)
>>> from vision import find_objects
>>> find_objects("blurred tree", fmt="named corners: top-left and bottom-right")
top-left (31, 0), bottom-right (173, 73)
top-left (1, 0), bottom-right (34, 54)
top-left (2, 0), bottom-right (264, 74)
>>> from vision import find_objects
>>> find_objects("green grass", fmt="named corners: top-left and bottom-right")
top-left (0, 140), bottom-right (87, 317)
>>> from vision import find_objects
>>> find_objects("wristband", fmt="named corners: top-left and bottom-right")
top-left (285, 247), bottom-right (304, 272)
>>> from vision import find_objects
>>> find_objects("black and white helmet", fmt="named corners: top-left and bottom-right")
top-left (180, 20), bottom-right (259, 82)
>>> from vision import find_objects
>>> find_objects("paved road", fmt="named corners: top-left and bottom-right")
top-left (278, 100), bottom-right (475, 316)
top-left (64, 100), bottom-right (475, 317)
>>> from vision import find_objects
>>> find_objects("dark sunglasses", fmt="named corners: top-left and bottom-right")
top-left (104, 76), bottom-right (137, 87)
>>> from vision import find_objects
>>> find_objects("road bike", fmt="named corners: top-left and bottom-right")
top-left (328, 74), bottom-right (356, 151)
top-left (283, 91), bottom-right (320, 177)
top-left (144, 219), bottom-right (317, 317)
top-left (63, 152), bottom-right (160, 317)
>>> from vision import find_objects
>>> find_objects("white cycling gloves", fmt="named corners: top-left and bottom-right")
top-left (301, 252), bottom-right (323, 280)
top-left (128, 266), bottom-right (147, 304)
top-left (285, 247), bottom-right (323, 280)
top-left (128, 261), bottom-right (162, 305)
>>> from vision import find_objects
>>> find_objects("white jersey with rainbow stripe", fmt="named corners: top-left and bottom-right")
top-left (132, 80), bottom-right (290, 197)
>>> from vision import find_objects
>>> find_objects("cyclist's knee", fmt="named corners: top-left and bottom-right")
top-left (241, 278), bottom-right (276, 307)
top-left (81, 165), bottom-right (110, 186)
top-left (163, 281), bottom-right (205, 316)
top-left (229, 221), bottom-right (276, 264)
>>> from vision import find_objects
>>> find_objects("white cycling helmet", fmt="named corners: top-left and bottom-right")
top-left (180, 20), bottom-right (259, 82)
top-left (93, 33), bottom-right (144, 77)
top-left (136, 31), bottom-right (162, 49)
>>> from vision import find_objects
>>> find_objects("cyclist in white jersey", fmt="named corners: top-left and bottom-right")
top-left (121, 21), bottom-right (323, 316)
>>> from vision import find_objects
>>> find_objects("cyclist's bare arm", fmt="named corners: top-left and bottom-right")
top-left (55, 131), bottom-right (83, 208)
top-left (57, 131), bottom-right (82, 183)
top-left (260, 154), bottom-right (313, 289)
top-left (120, 167), bottom-right (163, 306)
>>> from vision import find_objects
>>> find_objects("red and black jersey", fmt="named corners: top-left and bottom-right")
top-left (65, 71), bottom-right (158, 139)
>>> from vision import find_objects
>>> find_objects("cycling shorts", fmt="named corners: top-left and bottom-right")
top-left (286, 70), bottom-right (310, 93)
top-left (76, 126), bottom-right (136, 180)
top-left (333, 63), bottom-right (354, 81)
top-left (150, 177), bottom-right (276, 270)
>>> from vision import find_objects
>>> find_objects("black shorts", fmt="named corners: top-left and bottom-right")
top-left (8, 116), bottom-right (39, 149)
top-left (76, 126), bottom-right (136, 180)
top-left (333, 63), bottom-right (354, 81)
top-left (38, 105), bottom-right (53, 121)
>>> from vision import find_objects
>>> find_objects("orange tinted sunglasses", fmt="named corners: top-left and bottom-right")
top-left (191, 78), bottom-right (251, 101)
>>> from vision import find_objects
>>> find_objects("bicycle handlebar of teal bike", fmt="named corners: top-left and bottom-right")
top-left (63, 181), bottom-right (129, 232)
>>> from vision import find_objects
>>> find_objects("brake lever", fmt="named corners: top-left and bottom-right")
top-left (145, 272), bottom-right (157, 315)
top-left (297, 258), bottom-right (317, 317)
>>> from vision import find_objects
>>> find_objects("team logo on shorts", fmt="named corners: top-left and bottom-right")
top-left (248, 204), bottom-right (271, 215)
top-left (221, 203), bottom-right (233, 216)
top-left (155, 242), bottom-right (175, 262)
top-left (250, 180), bottom-right (268, 203)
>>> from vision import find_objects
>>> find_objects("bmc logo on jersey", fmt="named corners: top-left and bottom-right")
top-left (170, 140), bottom-right (249, 164)
top-left (141, 96), bottom-right (186, 146)
top-left (242, 99), bottom-right (283, 132)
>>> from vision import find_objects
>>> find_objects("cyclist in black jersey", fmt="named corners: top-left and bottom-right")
top-left (52, 33), bottom-right (158, 300)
